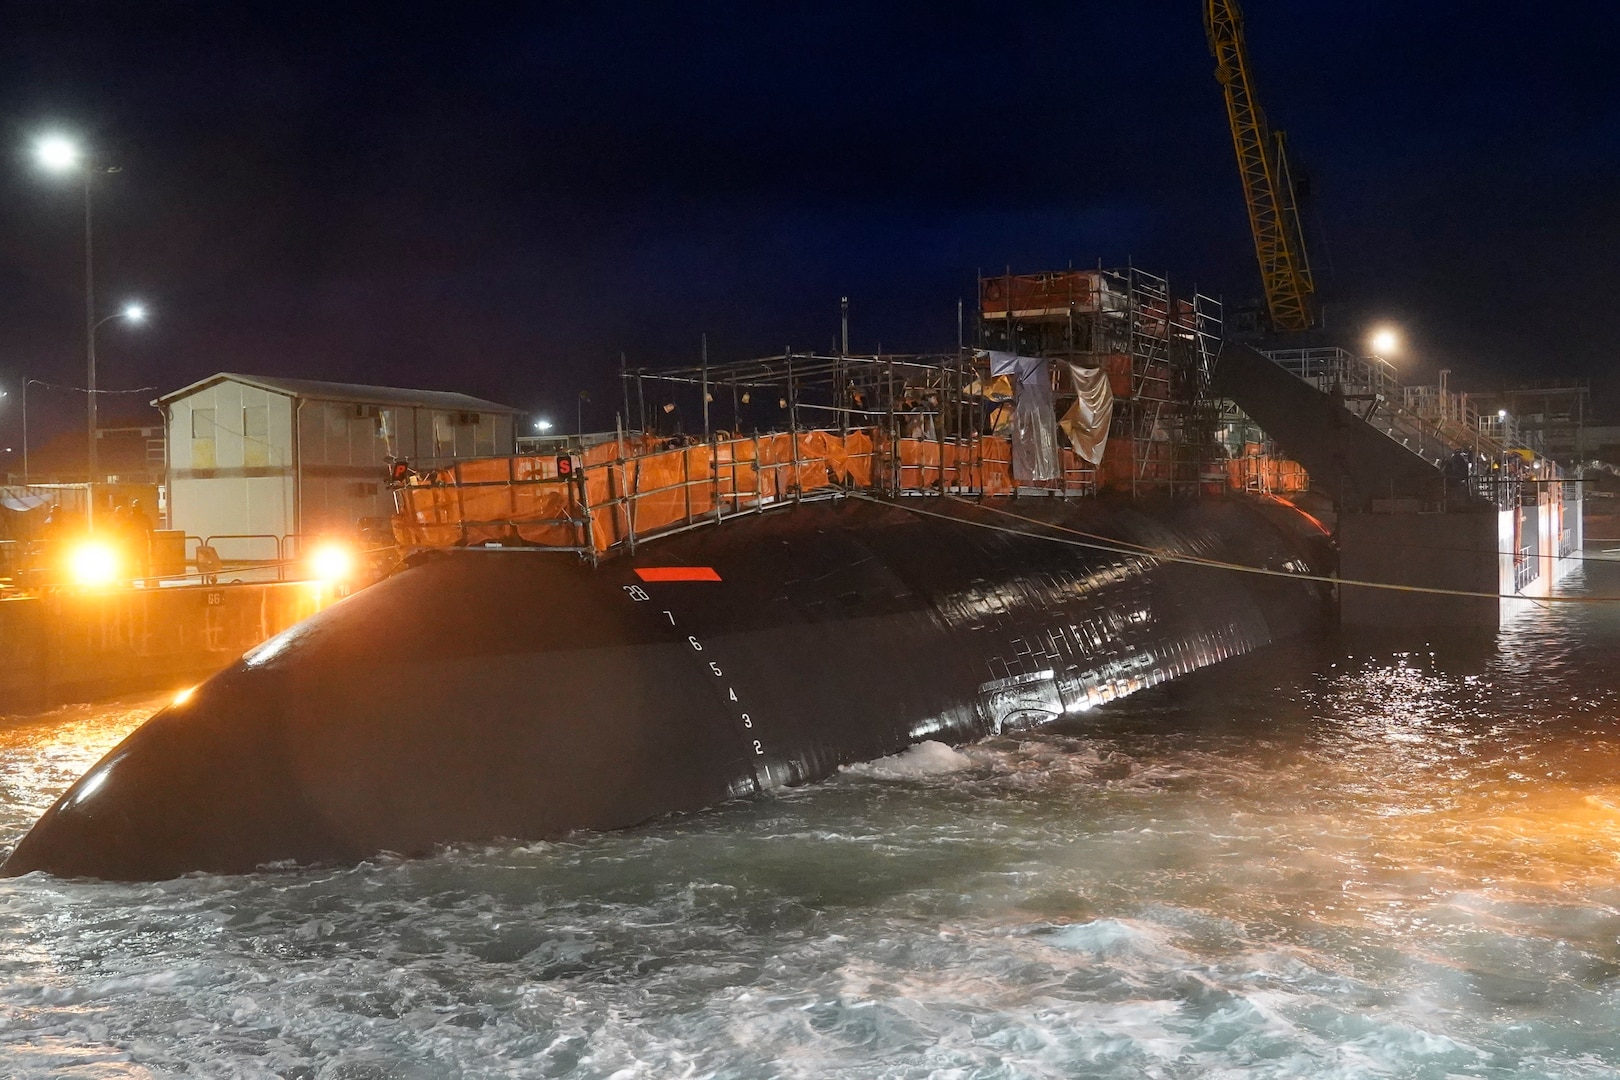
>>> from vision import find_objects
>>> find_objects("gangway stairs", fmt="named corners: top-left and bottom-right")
top-left (1210, 344), bottom-right (1487, 508)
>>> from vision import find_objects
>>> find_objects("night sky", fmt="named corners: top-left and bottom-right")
top-left (3, 1), bottom-right (1617, 451)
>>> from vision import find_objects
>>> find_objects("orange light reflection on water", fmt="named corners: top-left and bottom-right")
top-left (0, 696), bottom-right (167, 828)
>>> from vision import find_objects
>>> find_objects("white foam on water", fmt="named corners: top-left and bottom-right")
top-left (839, 739), bottom-right (977, 780)
top-left (1036, 917), bottom-right (1163, 959)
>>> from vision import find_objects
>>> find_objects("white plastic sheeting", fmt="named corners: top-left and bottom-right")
top-left (985, 351), bottom-right (1059, 482)
top-left (0, 489), bottom-right (50, 513)
top-left (1059, 363), bottom-right (1114, 465)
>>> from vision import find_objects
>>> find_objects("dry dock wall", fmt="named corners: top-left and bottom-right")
top-left (1339, 509), bottom-right (1500, 630)
top-left (0, 582), bottom-right (332, 712)
top-left (1340, 490), bottom-right (1579, 630)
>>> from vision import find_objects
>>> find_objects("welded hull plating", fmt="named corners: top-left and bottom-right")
top-left (2, 495), bottom-right (1328, 881)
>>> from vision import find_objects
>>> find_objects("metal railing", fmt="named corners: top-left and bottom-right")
top-left (201, 534), bottom-right (284, 581)
top-left (1262, 346), bottom-right (1512, 469)
top-left (392, 427), bottom-right (1104, 561)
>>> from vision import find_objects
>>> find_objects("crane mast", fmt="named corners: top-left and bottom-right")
top-left (1205, 0), bottom-right (1316, 333)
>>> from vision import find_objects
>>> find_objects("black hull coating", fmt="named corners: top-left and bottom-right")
top-left (3, 495), bottom-right (1328, 881)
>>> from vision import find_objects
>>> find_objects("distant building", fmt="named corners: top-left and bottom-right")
top-left (154, 374), bottom-right (518, 559)
top-left (97, 424), bottom-right (167, 485)
top-left (1465, 381), bottom-right (1592, 465)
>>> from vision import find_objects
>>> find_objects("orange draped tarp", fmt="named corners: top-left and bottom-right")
top-left (392, 429), bottom-right (1048, 554)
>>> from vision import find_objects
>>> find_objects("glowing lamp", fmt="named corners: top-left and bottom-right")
top-left (1368, 327), bottom-right (1399, 357)
top-left (310, 542), bottom-right (354, 582)
top-left (35, 134), bottom-right (82, 173)
top-left (122, 302), bottom-right (147, 323)
top-left (67, 540), bottom-right (120, 586)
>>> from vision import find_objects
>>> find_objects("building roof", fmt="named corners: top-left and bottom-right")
top-left (154, 372), bottom-right (520, 414)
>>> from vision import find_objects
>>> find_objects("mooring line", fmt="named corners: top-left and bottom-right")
top-left (845, 491), bottom-right (1619, 605)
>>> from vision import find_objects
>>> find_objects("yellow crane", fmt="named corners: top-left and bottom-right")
top-left (1205, 0), bottom-right (1317, 333)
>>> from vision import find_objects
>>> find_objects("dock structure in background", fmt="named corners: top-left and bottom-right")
top-left (0, 579), bottom-right (340, 711)
top-left (1213, 342), bottom-right (1581, 628)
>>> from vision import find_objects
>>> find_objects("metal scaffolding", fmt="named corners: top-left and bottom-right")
top-left (976, 266), bottom-right (1223, 497)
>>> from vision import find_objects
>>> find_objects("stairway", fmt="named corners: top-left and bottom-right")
top-left (1210, 344), bottom-right (1460, 507)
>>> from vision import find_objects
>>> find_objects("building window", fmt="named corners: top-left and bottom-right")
top-left (326, 404), bottom-right (350, 439)
top-left (243, 405), bottom-right (269, 467)
top-left (191, 407), bottom-right (216, 469)
top-left (432, 412), bottom-right (454, 458)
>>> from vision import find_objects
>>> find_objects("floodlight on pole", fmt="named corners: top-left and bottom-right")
top-left (34, 134), bottom-right (82, 173)
top-left (94, 302), bottom-right (148, 332)
top-left (535, 418), bottom-right (553, 433)
top-left (30, 129), bottom-right (107, 504)
top-left (1368, 327), bottom-right (1400, 358)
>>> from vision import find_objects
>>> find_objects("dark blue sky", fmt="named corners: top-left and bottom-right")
top-left (3, 0), bottom-right (1618, 445)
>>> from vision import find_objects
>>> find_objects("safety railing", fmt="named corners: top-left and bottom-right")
top-left (1515, 547), bottom-right (1539, 592)
top-left (1263, 346), bottom-right (1512, 469)
top-left (202, 534), bottom-right (284, 581)
top-left (392, 427), bottom-right (1102, 559)
top-left (1265, 347), bottom-right (1399, 400)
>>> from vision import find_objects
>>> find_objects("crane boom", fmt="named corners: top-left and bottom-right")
top-left (1205, 0), bottom-right (1316, 333)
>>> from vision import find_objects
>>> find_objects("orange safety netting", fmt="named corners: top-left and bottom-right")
top-left (392, 429), bottom-right (1116, 554)
top-left (893, 437), bottom-right (1016, 494)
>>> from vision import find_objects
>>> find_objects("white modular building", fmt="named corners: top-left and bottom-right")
top-left (155, 373), bottom-right (518, 561)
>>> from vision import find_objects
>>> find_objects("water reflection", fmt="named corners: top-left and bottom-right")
top-left (0, 698), bottom-right (156, 828)
top-left (0, 563), bottom-right (1616, 1077)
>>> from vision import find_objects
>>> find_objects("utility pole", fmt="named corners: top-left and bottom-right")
top-left (83, 166), bottom-right (96, 494)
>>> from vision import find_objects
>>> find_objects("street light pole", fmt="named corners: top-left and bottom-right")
top-left (83, 165), bottom-right (97, 495)
top-left (33, 133), bottom-right (121, 518)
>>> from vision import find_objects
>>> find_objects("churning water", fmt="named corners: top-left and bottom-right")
top-left (3, 559), bottom-right (1620, 1079)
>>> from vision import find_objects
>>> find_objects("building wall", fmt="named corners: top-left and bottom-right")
top-left (166, 381), bottom-right (296, 567)
top-left (296, 401), bottom-right (392, 535)
top-left (293, 402), bottom-right (513, 534)
top-left (165, 378), bottom-right (518, 552)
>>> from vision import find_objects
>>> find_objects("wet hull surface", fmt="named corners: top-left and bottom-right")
top-left (2, 495), bottom-right (1328, 880)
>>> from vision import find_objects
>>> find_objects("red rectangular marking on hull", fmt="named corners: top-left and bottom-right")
top-left (635, 566), bottom-right (722, 582)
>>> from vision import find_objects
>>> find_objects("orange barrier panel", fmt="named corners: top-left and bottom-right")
top-left (453, 458), bottom-right (509, 485)
top-left (1101, 438), bottom-right (1135, 492)
top-left (394, 428), bottom-right (1123, 554)
top-left (896, 438), bottom-right (936, 490)
top-left (841, 430), bottom-right (874, 488)
top-left (979, 437), bottom-right (1013, 494)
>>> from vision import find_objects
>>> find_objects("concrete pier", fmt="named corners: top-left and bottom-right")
top-left (1339, 508), bottom-right (1499, 629)
top-left (1339, 481), bottom-right (1582, 629)
top-left (0, 581), bottom-right (336, 712)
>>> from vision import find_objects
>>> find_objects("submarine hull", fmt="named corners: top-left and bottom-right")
top-left (3, 495), bottom-right (1327, 881)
